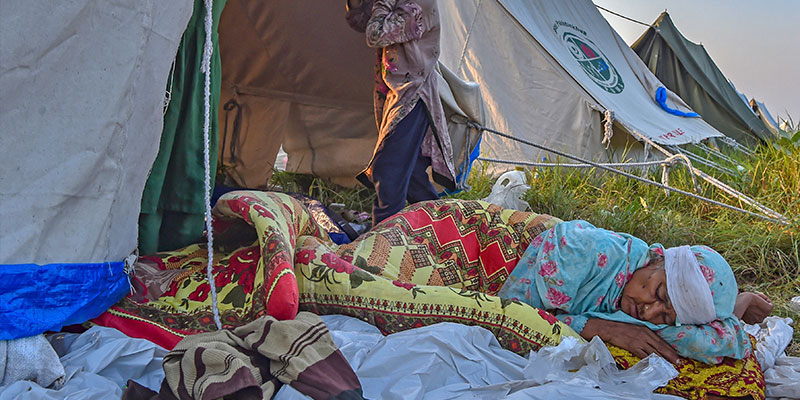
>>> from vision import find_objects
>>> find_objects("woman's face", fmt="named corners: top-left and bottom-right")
top-left (620, 261), bottom-right (677, 325)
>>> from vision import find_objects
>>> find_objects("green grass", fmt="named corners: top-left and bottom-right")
top-left (270, 135), bottom-right (800, 356)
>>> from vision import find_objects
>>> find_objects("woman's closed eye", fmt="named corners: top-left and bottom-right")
top-left (657, 284), bottom-right (676, 324)
top-left (657, 284), bottom-right (670, 307)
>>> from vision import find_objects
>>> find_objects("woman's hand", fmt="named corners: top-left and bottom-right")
top-left (581, 318), bottom-right (681, 365)
top-left (734, 292), bottom-right (773, 324)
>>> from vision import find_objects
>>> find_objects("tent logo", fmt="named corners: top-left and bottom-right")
top-left (554, 21), bottom-right (624, 94)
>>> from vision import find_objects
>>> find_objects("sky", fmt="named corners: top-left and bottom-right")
top-left (592, 0), bottom-right (800, 123)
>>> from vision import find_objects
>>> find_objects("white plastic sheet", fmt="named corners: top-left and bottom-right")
top-left (764, 356), bottom-right (800, 400)
top-left (0, 326), bottom-right (167, 400)
top-left (275, 315), bottom-right (682, 399)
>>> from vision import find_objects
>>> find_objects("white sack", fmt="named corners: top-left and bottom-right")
top-left (0, 326), bottom-right (167, 400)
top-left (483, 170), bottom-right (531, 211)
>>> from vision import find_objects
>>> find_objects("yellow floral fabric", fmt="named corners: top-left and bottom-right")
top-left (608, 340), bottom-right (765, 400)
top-left (337, 199), bottom-right (561, 295)
top-left (93, 191), bottom-right (330, 348)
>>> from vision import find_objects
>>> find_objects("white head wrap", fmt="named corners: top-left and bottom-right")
top-left (665, 246), bottom-right (716, 325)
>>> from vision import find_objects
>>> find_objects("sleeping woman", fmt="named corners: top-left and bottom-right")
top-left (498, 219), bottom-right (773, 365)
top-left (95, 193), bottom-right (770, 398)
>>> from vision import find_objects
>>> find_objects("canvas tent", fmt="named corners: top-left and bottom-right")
top-left (214, 1), bottom-right (485, 190)
top-left (217, 0), bottom-right (727, 190)
top-left (435, 0), bottom-right (726, 167)
top-left (631, 12), bottom-right (773, 147)
top-left (0, 1), bottom-right (194, 340)
top-left (1, 0), bottom-right (729, 340)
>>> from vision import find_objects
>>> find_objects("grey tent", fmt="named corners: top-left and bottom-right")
top-left (631, 12), bottom-right (772, 147)
top-left (749, 99), bottom-right (784, 138)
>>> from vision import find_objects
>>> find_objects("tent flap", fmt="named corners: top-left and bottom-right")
top-left (0, 0), bottom-right (193, 264)
top-left (496, 0), bottom-right (723, 146)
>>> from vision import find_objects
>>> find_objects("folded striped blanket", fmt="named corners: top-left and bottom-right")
top-left (122, 312), bottom-right (363, 400)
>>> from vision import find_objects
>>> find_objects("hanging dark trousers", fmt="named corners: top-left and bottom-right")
top-left (369, 100), bottom-right (440, 224)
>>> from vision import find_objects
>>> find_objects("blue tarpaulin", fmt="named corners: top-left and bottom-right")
top-left (0, 261), bottom-right (129, 340)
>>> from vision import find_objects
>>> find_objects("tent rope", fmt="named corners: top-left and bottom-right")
top-left (201, 0), bottom-right (222, 330)
top-left (666, 144), bottom-right (737, 176)
top-left (623, 129), bottom-right (786, 221)
top-left (694, 142), bottom-right (742, 168)
top-left (163, 58), bottom-right (176, 116)
top-left (595, 5), bottom-right (652, 27)
top-left (478, 153), bottom-right (698, 194)
top-left (640, 142), bottom-right (651, 177)
top-left (473, 124), bottom-right (790, 225)
top-left (720, 136), bottom-right (756, 157)
top-left (124, 250), bottom-right (138, 296)
top-left (477, 157), bottom-right (672, 169)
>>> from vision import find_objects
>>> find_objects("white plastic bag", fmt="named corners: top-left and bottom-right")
top-left (274, 145), bottom-right (288, 171)
top-left (764, 356), bottom-right (800, 399)
top-left (521, 336), bottom-right (679, 398)
top-left (790, 296), bottom-right (800, 312)
top-left (483, 170), bottom-right (530, 211)
top-left (744, 316), bottom-right (794, 370)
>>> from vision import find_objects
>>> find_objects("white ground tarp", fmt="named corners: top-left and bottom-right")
top-left (275, 315), bottom-right (682, 400)
top-left (3, 316), bottom-right (795, 399)
top-left (0, 1), bottom-right (192, 264)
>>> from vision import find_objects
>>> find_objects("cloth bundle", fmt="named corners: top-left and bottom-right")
top-left (122, 312), bottom-right (363, 400)
top-left (0, 334), bottom-right (64, 389)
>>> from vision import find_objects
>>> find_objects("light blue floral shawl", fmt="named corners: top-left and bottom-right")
top-left (498, 220), bottom-right (751, 364)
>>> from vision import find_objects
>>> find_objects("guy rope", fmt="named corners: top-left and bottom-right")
top-left (473, 123), bottom-right (790, 226)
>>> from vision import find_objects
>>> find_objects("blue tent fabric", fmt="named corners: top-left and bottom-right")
top-left (0, 261), bottom-right (129, 340)
top-left (443, 134), bottom-right (482, 196)
top-left (655, 87), bottom-right (700, 118)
